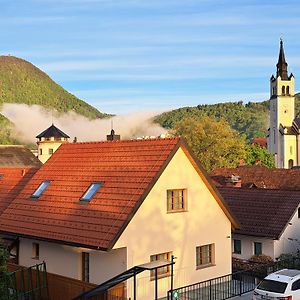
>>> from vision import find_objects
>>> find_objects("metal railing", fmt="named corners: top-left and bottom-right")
top-left (167, 256), bottom-right (300, 300)
top-left (168, 269), bottom-right (256, 300)
top-left (3, 261), bottom-right (49, 300)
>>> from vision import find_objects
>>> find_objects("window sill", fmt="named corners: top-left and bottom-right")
top-left (167, 209), bottom-right (188, 214)
top-left (196, 263), bottom-right (215, 270)
top-left (31, 257), bottom-right (39, 260)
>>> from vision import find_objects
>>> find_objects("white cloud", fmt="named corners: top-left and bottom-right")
top-left (1, 104), bottom-right (166, 143)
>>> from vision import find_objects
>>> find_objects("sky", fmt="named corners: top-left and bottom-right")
top-left (2, 0), bottom-right (300, 115)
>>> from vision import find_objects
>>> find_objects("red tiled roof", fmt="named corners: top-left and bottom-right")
top-left (0, 139), bottom-right (181, 248)
top-left (219, 187), bottom-right (300, 239)
top-left (0, 146), bottom-right (41, 167)
top-left (210, 166), bottom-right (300, 190)
top-left (0, 138), bottom-right (238, 250)
top-left (251, 138), bottom-right (267, 148)
top-left (0, 167), bottom-right (39, 216)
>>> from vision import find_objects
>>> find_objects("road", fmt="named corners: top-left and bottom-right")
top-left (233, 292), bottom-right (253, 299)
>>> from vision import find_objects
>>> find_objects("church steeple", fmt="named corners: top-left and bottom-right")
top-left (276, 38), bottom-right (288, 80)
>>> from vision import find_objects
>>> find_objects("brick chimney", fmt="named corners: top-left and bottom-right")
top-left (225, 175), bottom-right (242, 188)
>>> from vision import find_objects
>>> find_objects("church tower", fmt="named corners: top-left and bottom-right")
top-left (268, 39), bottom-right (297, 168)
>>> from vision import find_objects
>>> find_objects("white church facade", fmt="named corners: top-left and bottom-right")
top-left (268, 39), bottom-right (300, 169)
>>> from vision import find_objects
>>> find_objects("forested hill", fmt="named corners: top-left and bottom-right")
top-left (0, 56), bottom-right (108, 119)
top-left (154, 95), bottom-right (300, 141)
top-left (0, 55), bottom-right (110, 144)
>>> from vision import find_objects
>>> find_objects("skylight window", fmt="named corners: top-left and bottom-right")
top-left (31, 180), bottom-right (51, 198)
top-left (80, 182), bottom-right (103, 202)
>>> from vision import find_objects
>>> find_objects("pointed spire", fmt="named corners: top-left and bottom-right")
top-left (276, 38), bottom-right (288, 80)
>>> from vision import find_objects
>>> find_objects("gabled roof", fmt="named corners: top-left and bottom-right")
top-left (219, 188), bottom-right (300, 239)
top-left (0, 146), bottom-right (41, 167)
top-left (211, 166), bottom-right (300, 190)
top-left (36, 124), bottom-right (70, 139)
top-left (0, 138), bottom-right (238, 250)
top-left (0, 167), bottom-right (39, 216)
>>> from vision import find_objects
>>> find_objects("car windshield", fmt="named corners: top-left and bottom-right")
top-left (257, 279), bottom-right (287, 294)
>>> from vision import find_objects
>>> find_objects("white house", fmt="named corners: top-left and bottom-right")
top-left (219, 187), bottom-right (300, 260)
top-left (0, 137), bottom-right (238, 299)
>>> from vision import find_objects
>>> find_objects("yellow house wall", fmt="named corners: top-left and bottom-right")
top-left (37, 142), bottom-right (62, 164)
top-left (283, 135), bottom-right (297, 168)
top-left (114, 147), bottom-right (232, 300)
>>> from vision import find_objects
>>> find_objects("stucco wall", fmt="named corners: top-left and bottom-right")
top-left (19, 238), bottom-right (127, 284)
top-left (114, 147), bottom-right (232, 300)
top-left (274, 206), bottom-right (300, 258)
top-left (232, 234), bottom-right (275, 260)
top-left (37, 142), bottom-right (62, 164)
top-left (283, 135), bottom-right (297, 168)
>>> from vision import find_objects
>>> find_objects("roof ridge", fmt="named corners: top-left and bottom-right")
top-left (65, 137), bottom-right (180, 145)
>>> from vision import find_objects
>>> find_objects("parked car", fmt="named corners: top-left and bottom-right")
top-left (253, 269), bottom-right (300, 300)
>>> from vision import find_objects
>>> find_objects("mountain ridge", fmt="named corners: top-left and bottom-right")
top-left (0, 55), bottom-right (110, 144)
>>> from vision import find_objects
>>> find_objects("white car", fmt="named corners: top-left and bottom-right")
top-left (253, 269), bottom-right (300, 300)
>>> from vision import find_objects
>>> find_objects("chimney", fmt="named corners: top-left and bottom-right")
top-left (107, 129), bottom-right (120, 141)
top-left (255, 160), bottom-right (262, 165)
top-left (225, 175), bottom-right (242, 188)
top-left (73, 137), bottom-right (77, 143)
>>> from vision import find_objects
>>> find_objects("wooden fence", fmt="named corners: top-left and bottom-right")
top-left (7, 263), bottom-right (125, 300)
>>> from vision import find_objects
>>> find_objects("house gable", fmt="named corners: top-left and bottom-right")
top-left (114, 146), bottom-right (234, 287)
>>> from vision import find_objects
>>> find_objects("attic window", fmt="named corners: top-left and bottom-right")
top-left (31, 180), bottom-right (51, 198)
top-left (80, 182), bottom-right (103, 202)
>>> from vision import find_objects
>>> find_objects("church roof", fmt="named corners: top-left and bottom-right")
top-left (276, 39), bottom-right (289, 80)
top-left (36, 124), bottom-right (70, 139)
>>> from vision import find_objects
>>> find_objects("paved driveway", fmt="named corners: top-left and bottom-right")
top-left (233, 292), bottom-right (252, 299)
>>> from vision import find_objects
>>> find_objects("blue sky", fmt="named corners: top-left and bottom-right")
top-left (2, 0), bottom-right (300, 114)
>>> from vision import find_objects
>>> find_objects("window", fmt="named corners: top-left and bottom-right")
top-left (167, 189), bottom-right (187, 212)
top-left (82, 252), bottom-right (89, 282)
top-left (289, 159), bottom-right (294, 169)
top-left (290, 146), bottom-right (293, 155)
top-left (233, 239), bottom-right (241, 254)
top-left (292, 279), bottom-right (300, 291)
top-left (196, 244), bottom-right (215, 268)
top-left (254, 242), bottom-right (262, 255)
top-left (298, 207), bottom-right (300, 219)
top-left (39, 149), bottom-right (42, 155)
top-left (31, 181), bottom-right (51, 198)
top-left (80, 182), bottom-right (103, 202)
top-left (282, 86), bottom-right (286, 95)
top-left (150, 252), bottom-right (172, 278)
top-left (32, 243), bottom-right (39, 259)
top-left (48, 148), bottom-right (54, 155)
top-left (287, 86), bottom-right (290, 95)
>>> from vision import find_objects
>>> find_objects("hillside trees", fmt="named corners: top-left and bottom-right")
top-left (171, 117), bottom-right (246, 172)
top-left (245, 144), bottom-right (275, 168)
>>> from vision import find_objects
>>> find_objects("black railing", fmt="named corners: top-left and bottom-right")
top-left (167, 256), bottom-right (300, 300)
top-left (3, 261), bottom-right (49, 300)
top-left (168, 269), bottom-right (256, 300)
